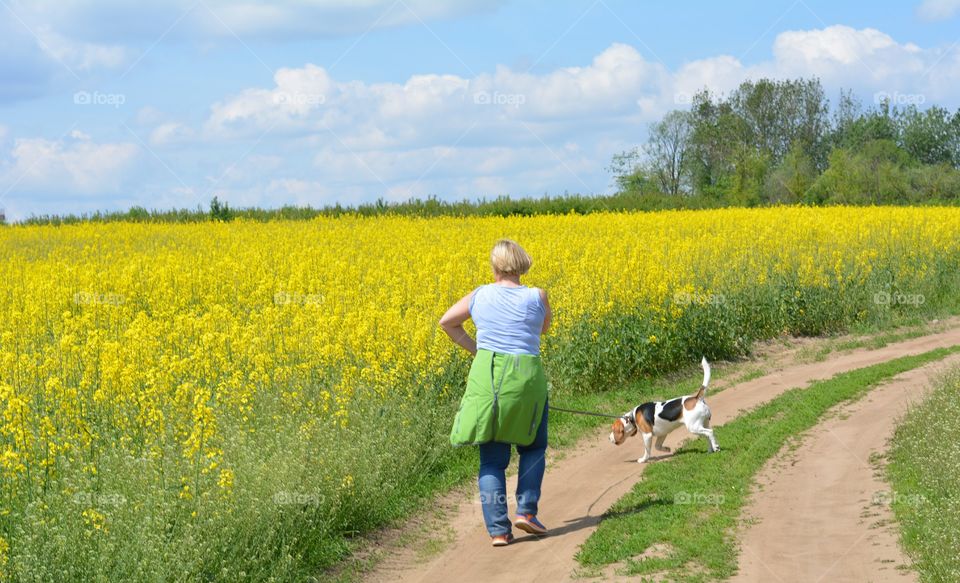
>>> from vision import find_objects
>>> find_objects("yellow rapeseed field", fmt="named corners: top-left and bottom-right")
top-left (0, 207), bottom-right (957, 579)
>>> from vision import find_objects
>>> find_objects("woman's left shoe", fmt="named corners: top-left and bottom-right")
top-left (491, 533), bottom-right (515, 547)
top-left (513, 514), bottom-right (548, 535)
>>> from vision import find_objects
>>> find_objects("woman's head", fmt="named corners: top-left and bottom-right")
top-left (490, 239), bottom-right (532, 277)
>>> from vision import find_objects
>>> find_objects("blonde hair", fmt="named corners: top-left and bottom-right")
top-left (490, 239), bottom-right (532, 276)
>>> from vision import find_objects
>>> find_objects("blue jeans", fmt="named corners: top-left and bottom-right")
top-left (478, 403), bottom-right (548, 536)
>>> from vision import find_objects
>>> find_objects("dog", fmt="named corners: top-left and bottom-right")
top-left (609, 357), bottom-right (719, 463)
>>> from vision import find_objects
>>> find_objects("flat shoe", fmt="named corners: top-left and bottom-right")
top-left (513, 514), bottom-right (548, 535)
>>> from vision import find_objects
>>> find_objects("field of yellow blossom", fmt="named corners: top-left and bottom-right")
top-left (1, 207), bottom-right (959, 580)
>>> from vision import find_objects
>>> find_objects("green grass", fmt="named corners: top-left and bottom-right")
top-left (886, 366), bottom-right (960, 583)
top-left (575, 345), bottom-right (960, 582)
top-left (326, 358), bottom-right (752, 580)
top-left (793, 318), bottom-right (953, 364)
top-left (13, 191), bottom-right (729, 226)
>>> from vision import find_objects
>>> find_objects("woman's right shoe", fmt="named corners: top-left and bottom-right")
top-left (491, 533), bottom-right (514, 547)
top-left (513, 514), bottom-right (548, 535)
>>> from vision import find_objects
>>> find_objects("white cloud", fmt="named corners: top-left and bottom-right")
top-left (10, 24), bottom-right (960, 220)
top-left (149, 122), bottom-right (195, 146)
top-left (202, 43), bottom-right (666, 148)
top-left (204, 64), bottom-right (335, 138)
top-left (34, 26), bottom-right (127, 71)
top-left (119, 25), bottom-right (960, 216)
top-left (917, 0), bottom-right (960, 20)
top-left (765, 26), bottom-right (929, 84)
top-left (0, 0), bottom-right (493, 106)
top-left (3, 133), bottom-right (139, 194)
top-left (672, 25), bottom-right (959, 103)
top-left (196, 27), bottom-right (960, 151)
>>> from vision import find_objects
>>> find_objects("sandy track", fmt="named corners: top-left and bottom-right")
top-left (369, 326), bottom-right (960, 583)
top-left (733, 352), bottom-right (960, 583)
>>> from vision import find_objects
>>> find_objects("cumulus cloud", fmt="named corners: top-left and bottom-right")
top-left (202, 43), bottom-right (668, 148)
top-left (0, 10), bottom-right (128, 104)
top-left (0, 0), bottom-right (490, 105)
top-left (204, 64), bottom-right (335, 138)
top-left (1, 132), bottom-right (139, 195)
top-left (9, 23), bottom-right (960, 220)
top-left (917, 0), bottom-right (960, 20)
top-left (107, 24), bottom-right (960, 216)
top-left (196, 27), bottom-right (960, 151)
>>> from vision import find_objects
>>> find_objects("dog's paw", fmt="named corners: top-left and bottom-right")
top-left (709, 447), bottom-right (721, 453)
top-left (657, 446), bottom-right (671, 453)
top-left (637, 457), bottom-right (649, 464)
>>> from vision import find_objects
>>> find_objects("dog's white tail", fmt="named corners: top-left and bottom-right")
top-left (700, 357), bottom-right (711, 398)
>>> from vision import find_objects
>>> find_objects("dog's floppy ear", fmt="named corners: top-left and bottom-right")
top-left (611, 418), bottom-right (625, 445)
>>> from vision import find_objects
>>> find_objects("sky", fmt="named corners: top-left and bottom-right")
top-left (0, 0), bottom-right (959, 221)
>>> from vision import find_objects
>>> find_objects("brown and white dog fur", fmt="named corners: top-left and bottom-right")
top-left (609, 357), bottom-right (719, 463)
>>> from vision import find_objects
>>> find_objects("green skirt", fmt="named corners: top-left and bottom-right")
top-left (450, 349), bottom-right (548, 447)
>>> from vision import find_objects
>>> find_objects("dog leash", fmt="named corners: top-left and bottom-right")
top-left (548, 405), bottom-right (623, 420)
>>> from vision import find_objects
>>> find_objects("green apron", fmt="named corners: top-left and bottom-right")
top-left (450, 349), bottom-right (548, 447)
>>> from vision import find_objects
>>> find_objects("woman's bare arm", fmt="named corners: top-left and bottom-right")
top-left (539, 288), bottom-right (552, 334)
top-left (439, 291), bottom-right (478, 355)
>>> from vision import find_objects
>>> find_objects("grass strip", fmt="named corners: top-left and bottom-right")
top-left (328, 360), bottom-right (739, 580)
top-left (886, 366), bottom-right (960, 583)
top-left (575, 345), bottom-right (960, 582)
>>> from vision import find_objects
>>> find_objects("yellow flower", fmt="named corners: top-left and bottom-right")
top-left (0, 205), bottom-right (958, 558)
top-left (82, 509), bottom-right (107, 533)
top-left (218, 468), bottom-right (235, 492)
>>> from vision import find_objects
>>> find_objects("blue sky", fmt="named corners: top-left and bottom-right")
top-left (1, 0), bottom-right (959, 220)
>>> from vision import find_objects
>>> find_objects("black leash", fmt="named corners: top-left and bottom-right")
top-left (549, 405), bottom-right (623, 420)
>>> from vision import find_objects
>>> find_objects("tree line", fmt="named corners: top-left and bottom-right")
top-left (12, 77), bottom-right (960, 226)
top-left (610, 78), bottom-right (960, 205)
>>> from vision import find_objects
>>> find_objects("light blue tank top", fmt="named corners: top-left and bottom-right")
top-left (469, 284), bottom-right (546, 356)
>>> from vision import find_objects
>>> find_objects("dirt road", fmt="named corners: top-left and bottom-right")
top-left (368, 326), bottom-right (960, 582)
top-left (733, 353), bottom-right (960, 582)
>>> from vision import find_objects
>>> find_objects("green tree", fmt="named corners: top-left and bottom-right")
top-left (643, 110), bottom-right (693, 196)
top-left (209, 196), bottom-right (234, 222)
top-left (729, 78), bottom-right (830, 167)
top-left (766, 141), bottom-right (817, 203)
top-left (897, 105), bottom-right (959, 166)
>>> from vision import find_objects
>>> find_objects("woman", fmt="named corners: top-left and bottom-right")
top-left (439, 239), bottom-right (552, 547)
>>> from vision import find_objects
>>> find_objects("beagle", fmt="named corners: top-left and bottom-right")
top-left (609, 357), bottom-right (719, 463)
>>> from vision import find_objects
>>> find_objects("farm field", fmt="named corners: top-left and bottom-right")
top-left (2, 206), bottom-right (960, 580)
